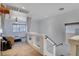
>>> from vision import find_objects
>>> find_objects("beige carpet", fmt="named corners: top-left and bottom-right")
top-left (1, 42), bottom-right (42, 56)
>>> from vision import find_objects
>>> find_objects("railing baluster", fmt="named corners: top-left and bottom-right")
top-left (26, 32), bottom-right (63, 56)
top-left (44, 35), bottom-right (63, 56)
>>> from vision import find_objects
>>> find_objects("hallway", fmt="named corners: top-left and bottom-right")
top-left (1, 42), bottom-right (42, 56)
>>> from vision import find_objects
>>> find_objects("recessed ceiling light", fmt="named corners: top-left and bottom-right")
top-left (22, 7), bottom-right (25, 9)
top-left (59, 8), bottom-right (64, 11)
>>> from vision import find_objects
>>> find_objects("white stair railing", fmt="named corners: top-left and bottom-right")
top-left (43, 35), bottom-right (63, 56)
top-left (26, 32), bottom-right (63, 56)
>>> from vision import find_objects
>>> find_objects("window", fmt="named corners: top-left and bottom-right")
top-left (65, 22), bottom-right (79, 43)
top-left (65, 22), bottom-right (79, 34)
top-left (13, 24), bottom-right (26, 32)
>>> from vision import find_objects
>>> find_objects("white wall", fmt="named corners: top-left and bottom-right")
top-left (40, 16), bottom-right (67, 56)
top-left (57, 8), bottom-right (79, 41)
top-left (30, 8), bottom-right (79, 56)
top-left (31, 15), bottom-right (67, 56)
top-left (31, 20), bottom-right (40, 33)
top-left (43, 8), bottom-right (79, 56)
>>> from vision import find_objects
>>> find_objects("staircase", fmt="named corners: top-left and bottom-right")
top-left (26, 32), bottom-right (63, 56)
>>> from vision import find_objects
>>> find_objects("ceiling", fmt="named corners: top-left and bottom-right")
top-left (4, 3), bottom-right (79, 20)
